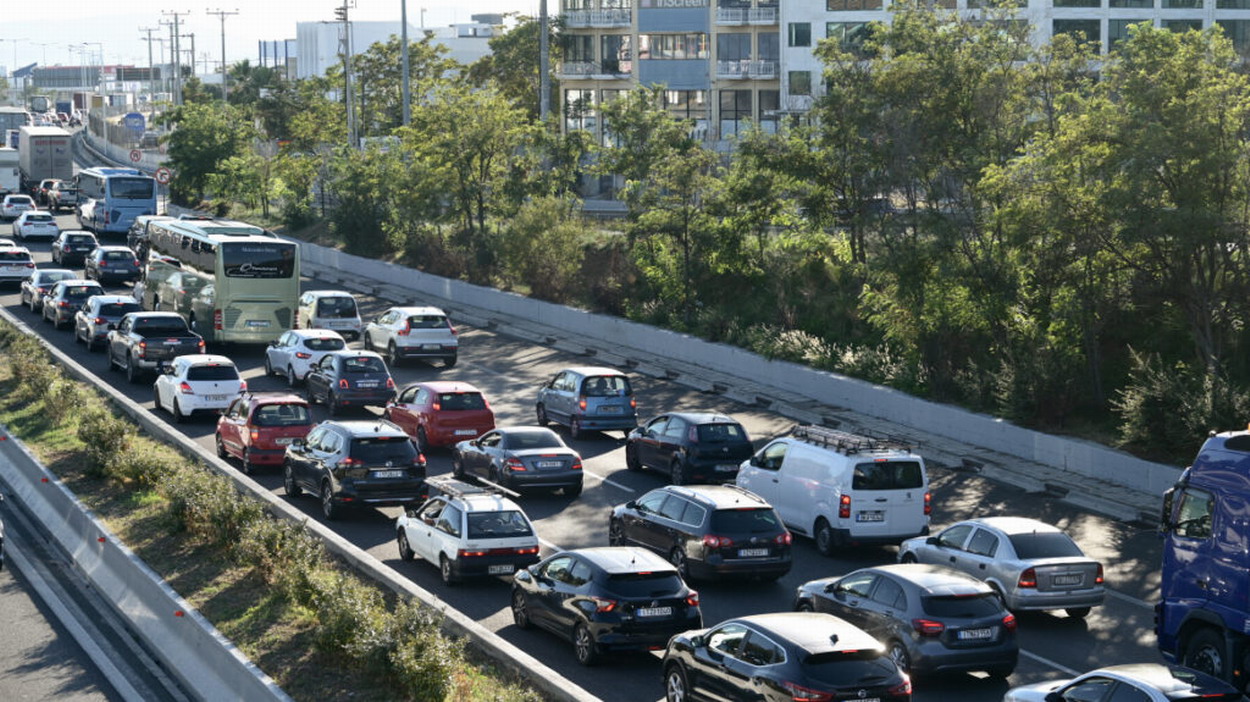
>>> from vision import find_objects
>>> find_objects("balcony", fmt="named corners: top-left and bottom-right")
top-left (560, 61), bottom-right (597, 79)
top-left (716, 8), bottom-right (748, 24)
top-left (563, 9), bottom-right (632, 28)
top-left (749, 60), bottom-right (778, 79)
top-left (749, 6), bottom-right (778, 24)
top-left (716, 59), bottom-right (751, 79)
top-left (558, 61), bottom-right (632, 80)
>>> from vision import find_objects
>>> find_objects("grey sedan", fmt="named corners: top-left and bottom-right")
top-left (897, 516), bottom-right (1105, 619)
top-left (451, 427), bottom-right (583, 497)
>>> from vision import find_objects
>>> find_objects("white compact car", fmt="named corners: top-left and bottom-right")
top-left (363, 305), bottom-right (458, 368)
top-left (297, 290), bottom-right (363, 340)
top-left (1, 194), bottom-right (34, 221)
top-left (1003, 663), bottom-right (1242, 702)
top-left (395, 477), bottom-right (540, 584)
top-left (153, 354), bottom-right (247, 423)
top-left (13, 210), bottom-right (59, 241)
top-left (264, 329), bottom-right (348, 386)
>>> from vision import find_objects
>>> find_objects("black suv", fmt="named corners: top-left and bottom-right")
top-left (609, 484), bottom-right (791, 582)
top-left (282, 420), bottom-right (427, 520)
top-left (511, 546), bottom-right (702, 666)
top-left (625, 412), bottom-right (753, 485)
top-left (662, 612), bottom-right (912, 702)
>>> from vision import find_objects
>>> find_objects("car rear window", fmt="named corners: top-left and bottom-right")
top-left (40, 272), bottom-right (74, 283)
top-left (696, 423), bottom-right (746, 443)
top-left (67, 234), bottom-right (94, 244)
top-left (439, 392), bottom-right (486, 411)
top-left (407, 314), bottom-right (448, 329)
top-left (252, 404), bottom-right (311, 427)
top-left (103, 251), bottom-right (133, 260)
top-left (8, 196), bottom-right (32, 205)
top-left (0, 251), bottom-right (31, 262)
top-left (710, 508), bottom-right (782, 534)
top-left (304, 337), bottom-right (345, 352)
top-left (921, 594), bottom-right (1004, 618)
top-left (582, 375), bottom-right (631, 397)
top-left (27, 214), bottom-right (53, 222)
top-left (502, 430), bottom-right (562, 450)
top-left (342, 356), bottom-right (387, 373)
top-left (186, 365), bottom-right (239, 381)
top-left (316, 297), bottom-right (357, 317)
top-left (350, 436), bottom-right (417, 463)
top-left (802, 651), bottom-right (898, 686)
top-left (100, 302), bottom-right (141, 316)
top-left (135, 318), bottom-right (189, 334)
top-left (64, 285), bottom-right (102, 299)
top-left (603, 572), bottom-right (683, 598)
top-left (466, 511), bottom-right (533, 539)
top-left (1007, 532), bottom-right (1083, 559)
top-left (852, 461), bottom-right (924, 490)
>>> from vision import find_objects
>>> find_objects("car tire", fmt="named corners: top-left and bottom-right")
top-left (608, 518), bottom-right (624, 546)
top-left (172, 398), bottom-right (186, 424)
top-left (987, 664), bottom-right (1015, 679)
top-left (264, 355), bottom-right (275, 376)
top-left (625, 446), bottom-right (641, 471)
top-left (387, 342), bottom-right (401, 368)
top-left (283, 462), bottom-right (302, 498)
top-left (670, 459), bottom-right (687, 486)
top-left (443, 356), bottom-right (457, 368)
top-left (321, 482), bottom-right (340, 520)
top-left (511, 589), bottom-right (531, 629)
top-left (125, 355), bottom-right (140, 384)
top-left (327, 392), bottom-right (340, 417)
top-left (397, 530), bottom-right (415, 562)
top-left (74, 326), bottom-right (84, 345)
top-left (439, 554), bottom-right (458, 585)
top-left (664, 664), bottom-right (689, 702)
top-left (363, 332), bottom-right (374, 351)
top-left (240, 450), bottom-right (253, 476)
top-left (573, 623), bottom-right (599, 666)
top-left (107, 348), bottom-right (119, 372)
top-left (305, 387), bottom-right (318, 405)
top-left (570, 417), bottom-right (582, 440)
top-left (215, 433), bottom-right (228, 459)
top-left (565, 482), bottom-right (582, 498)
top-left (1065, 607), bottom-right (1091, 620)
top-left (669, 548), bottom-right (690, 580)
top-left (900, 552), bottom-right (918, 564)
top-left (814, 517), bottom-right (838, 557)
top-left (286, 365), bottom-right (298, 388)
top-left (416, 427), bottom-right (429, 454)
top-left (887, 639), bottom-right (911, 674)
top-left (535, 404), bottom-right (549, 427)
top-left (795, 600), bottom-right (814, 612)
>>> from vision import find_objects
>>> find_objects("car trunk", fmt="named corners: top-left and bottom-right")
top-left (848, 459), bottom-right (927, 539)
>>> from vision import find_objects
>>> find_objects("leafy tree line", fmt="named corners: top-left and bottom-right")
top-left (157, 6), bottom-right (1250, 459)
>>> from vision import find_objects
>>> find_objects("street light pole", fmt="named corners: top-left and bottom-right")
top-left (208, 9), bottom-right (238, 103)
top-left (401, 0), bottom-right (410, 127)
top-left (140, 27), bottom-right (158, 110)
top-left (539, 0), bottom-right (550, 120)
top-left (162, 10), bottom-right (189, 105)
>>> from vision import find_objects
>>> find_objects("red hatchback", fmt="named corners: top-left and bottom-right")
top-left (384, 381), bottom-right (495, 452)
top-left (215, 393), bottom-right (314, 474)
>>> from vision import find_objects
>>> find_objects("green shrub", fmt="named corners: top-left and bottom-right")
top-left (76, 408), bottom-right (137, 475)
top-left (43, 378), bottom-right (86, 425)
top-left (159, 466), bottom-right (265, 547)
top-left (236, 517), bottom-right (325, 604)
top-left (309, 570), bottom-right (388, 659)
top-left (387, 599), bottom-right (460, 700)
top-left (112, 451), bottom-right (180, 489)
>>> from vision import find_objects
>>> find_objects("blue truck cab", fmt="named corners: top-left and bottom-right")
top-left (1158, 428), bottom-right (1250, 690)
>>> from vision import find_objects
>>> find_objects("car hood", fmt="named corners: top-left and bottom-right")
top-left (1003, 680), bottom-right (1069, 702)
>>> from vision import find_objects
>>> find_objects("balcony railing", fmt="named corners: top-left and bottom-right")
top-left (559, 61), bottom-right (597, 78)
top-left (749, 60), bottom-right (778, 79)
top-left (563, 9), bottom-right (632, 28)
top-left (716, 59), bottom-right (751, 78)
top-left (716, 8), bottom-right (748, 24)
top-left (749, 7), bottom-right (778, 24)
top-left (558, 61), bottom-right (632, 79)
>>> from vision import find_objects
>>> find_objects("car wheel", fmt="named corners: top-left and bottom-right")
top-left (625, 446), bottom-right (641, 471)
top-left (795, 600), bottom-right (814, 612)
top-left (387, 342), bottom-right (401, 367)
top-left (125, 355), bottom-right (140, 384)
top-left (327, 392), bottom-right (340, 417)
top-left (814, 517), bottom-right (838, 557)
top-left (439, 554), bottom-right (458, 585)
top-left (1065, 607), bottom-right (1092, 620)
top-left (283, 462), bottom-right (302, 498)
top-left (264, 355), bottom-right (275, 376)
top-left (397, 530), bottom-right (415, 562)
top-left (172, 398), bottom-right (186, 424)
top-left (569, 417), bottom-right (582, 440)
top-left (565, 482), bottom-right (582, 498)
top-left (664, 664), bottom-right (689, 702)
top-left (286, 365), bottom-right (298, 388)
top-left (511, 589), bottom-right (531, 629)
top-left (608, 518), bottom-right (624, 546)
top-left (573, 623), bottom-right (599, 666)
top-left (669, 548), bottom-right (690, 580)
top-left (987, 665), bottom-right (1015, 679)
top-left (670, 459), bottom-right (687, 486)
top-left (900, 552), bottom-right (918, 564)
top-left (535, 404), bottom-right (549, 427)
top-left (215, 433), bottom-right (228, 459)
top-left (363, 332), bottom-right (374, 351)
top-left (887, 640), bottom-right (911, 673)
top-left (240, 450), bottom-right (253, 476)
top-left (443, 355), bottom-right (457, 368)
top-left (74, 326), bottom-right (84, 344)
top-left (305, 387), bottom-right (318, 405)
top-left (416, 427), bottom-right (429, 454)
top-left (107, 348), bottom-right (118, 372)
top-left (321, 482), bottom-right (340, 520)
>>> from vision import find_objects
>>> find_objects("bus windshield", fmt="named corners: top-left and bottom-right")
top-left (221, 242), bottom-right (296, 279)
top-left (109, 178), bottom-right (155, 200)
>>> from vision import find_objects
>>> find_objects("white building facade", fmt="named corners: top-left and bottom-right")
top-left (295, 20), bottom-right (498, 80)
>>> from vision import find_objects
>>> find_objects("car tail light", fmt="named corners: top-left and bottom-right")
top-left (239, 380), bottom-right (247, 392)
top-left (781, 681), bottom-right (833, 702)
top-left (432, 400), bottom-right (441, 411)
top-left (338, 379), bottom-right (349, 389)
top-left (888, 678), bottom-right (912, 696)
top-left (684, 591), bottom-right (700, 607)
top-left (458, 549), bottom-right (485, 558)
top-left (340, 457), bottom-right (364, 467)
top-left (688, 426), bottom-right (699, 443)
top-left (1018, 568), bottom-right (1037, 589)
top-left (398, 322), bottom-right (410, 336)
top-left (292, 315), bottom-right (299, 330)
top-left (93, 317), bottom-right (106, 325)
top-left (132, 259), bottom-right (140, 267)
top-left (1095, 564), bottom-right (1104, 585)
top-left (104, 210), bottom-right (111, 225)
top-left (515, 545), bottom-right (540, 555)
top-left (571, 460), bottom-right (582, 471)
top-left (506, 457), bottom-right (527, 472)
top-left (1002, 613), bottom-right (1017, 631)
top-left (196, 339), bottom-right (206, 351)
top-left (58, 300), bottom-right (70, 307)
top-left (911, 618), bottom-right (945, 636)
top-left (774, 531), bottom-right (792, 545)
top-left (385, 377), bottom-right (395, 389)
top-left (449, 324), bottom-right (458, 335)
top-left (24, 262), bottom-right (34, 268)
top-left (629, 397), bottom-right (637, 409)
top-left (838, 494), bottom-right (851, 519)
top-left (924, 491), bottom-right (932, 515)
top-left (414, 454), bottom-right (427, 467)
top-left (578, 396), bottom-right (587, 411)
top-left (178, 381), bottom-right (194, 395)
top-left (213, 308), bottom-right (223, 330)
top-left (294, 351), bottom-right (311, 359)
top-left (62, 245), bottom-right (71, 252)
top-left (249, 430), bottom-right (260, 442)
top-left (591, 597), bottom-right (616, 613)
top-left (702, 534), bottom-right (734, 548)
top-left (138, 340), bottom-right (147, 358)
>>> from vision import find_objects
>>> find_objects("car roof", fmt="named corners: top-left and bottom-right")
top-left (34, 268), bottom-right (75, 277)
top-left (495, 425), bottom-right (558, 436)
top-left (416, 380), bottom-right (483, 394)
top-left (244, 392), bottom-right (307, 406)
top-left (95, 245), bottom-right (133, 252)
top-left (389, 305), bottom-right (446, 316)
top-left (321, 420), bottom-right (408, 437)
top-left (177, 354), bottom-right (234, 366)
top-left (563, 366), bottom-right (628, 377)
top-left (54, 279), bottom-right (98, 288)
top-left (460, 493), bottom-right (524, 513)
top-left (1093, 664), bottom-right (1239, 694)
top-left (660, 411), bottom-right (739, 425)
top-left (58, 229), bottom-right (94, 236)
top-left (324, 349), bottom-right (385, 361)
top-left (869, 564), bottom-right (993, 595)
top-left (567, 546), bottom-right (674, 574)
top-left (288, 328), bottom-right (345, 339)
top-left (737, 612), bottom-right (882, 654)
top-left (965, 517), bottom-right (1062, 536)
top-left (87, 295), bottom-right (139, 305)
top-left (664, 484), bottom-right (769, 509)
top-left (305, 290), bottom-right (354, 299)
top-left (129, 311), bottom-right (184, 319)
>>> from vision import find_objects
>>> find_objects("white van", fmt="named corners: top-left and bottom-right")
top-left (297, 290), bottom-right (363, 340)
top-left (735, 425), bottom-right (930, 555)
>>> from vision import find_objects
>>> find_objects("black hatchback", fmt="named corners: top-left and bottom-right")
top-left (304, 350), bottom-right (396, 416)
top-left (609, 484), bottom-right (791, 582)
top-left (662, 612), bottom-right (912, 702)
top-left (625, 412), bottom-right (753, 485)
top-left (511, 546), bottom-right (702, 666)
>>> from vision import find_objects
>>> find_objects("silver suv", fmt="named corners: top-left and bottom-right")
top-left (363, 305), bottom-right (458, 368)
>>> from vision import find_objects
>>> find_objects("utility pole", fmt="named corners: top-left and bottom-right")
top-left (539, 0), bottom-right (549, 120)
top-left (207, 9), bottom-right (238, 103)
top-left (162, 10), bottom-right (189, 105)
top-left (401, 0), bottom-right (410, 127)
top-left (185, 33), bottom-right (196, 77)
top-left (335, 1), bottom-right (357, 148)
top-left (139, 27), bottom-right (158, 114)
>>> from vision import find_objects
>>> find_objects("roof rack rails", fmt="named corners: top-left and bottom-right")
top-left (425, 475), bottom-right (520, 500)
top-left (789, 424), bottom-right (915, 455)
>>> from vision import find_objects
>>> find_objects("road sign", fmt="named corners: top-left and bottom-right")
top-left (155, 167), bottom-right (172, 185)
top-left (130, 149), bottom-right (142, 163)
top-left (123, 112), bottom-right (145, 135)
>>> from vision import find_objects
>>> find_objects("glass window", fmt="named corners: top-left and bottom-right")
top-left (186, 364), bottom-right (240, 381)
top-left (221, 241), bottom-right (296, 279)
top-left (645, 416), bottom-right (670, 436)
top-left (1106, 682), bottom-right (1153, 702)
top-left (756, 442), bottom-right (788, 471)
top-left (710, 508), bottom-right (781, 533)
top-left (565, 89), bottom-right (596, 133)
top-left (664, 90), bottom-right (708, 122)
top-left (696, 422), bottom-right (746, 443)
top-left (717, 33), bottom-right (751, 61)
top-left (637, 490), bottom-right (670, 514)
top-left (341, 356), bottom-right (387, 373)
top-left (871, 576), bottom-right (906, 609)
top-left (638, 34), bottom-right (710, 60)
top-left (304, 337), bottom-right (345, 352)
top-left (758, 33), bottom-right (779, 61)
top-left (567, 560), bottom-right (593, 586)
top-left (1162, 0), bottom-right (1199, 6)
top-left (349, 436), bottom-right (418, 463)
top-left (542, 556), bottom-right (574, 582)
top-left (1219, 20), bottom-right (1250, 56)
top-left (921, 593), bottom-right (1004, 618)
top-left (604, 572), bottom-right (684, 596)
top-left (827, 22), bottom-right (875, 53)
top-left (938, 524), bottom-right (974, 550)
top-left (437, 392), bottom-right (486, 410)
top-left (662, 418), bottom-right (686, 440)
top-left (1053, 19), bottom-right (1102, 46)
top-left (252, 403), bottom-right (311, 427)
top-left (565, 34), bottom-right (593, 63)
top-left (406, 314), bottom-right (448, 329)
top-left (719, 90), bottom-right (752, 139)
top-left (1053, 0), bottom-right (1100, 5)
top-left (659, 496), bottom-right (688, 521)
top-left (1110, 0), bottom-right (1151, 6)
top-left (680, 501), bottom-right (708, 526)
top-left (707, 623), bottom-right (749, 656)
top-left (758, 90), bottom-right (779, 133)
top-left (966, 529), bottom-right (999, 557)
top-left (1008, 532), bottom-right (1085, 559)
top-left (788, 23), bottom-right (811, 47)
top-left (467, 511), bottom-right (533, 539)
top-left (852, 461), bottom-right (924, 490)
top-left (1220, 0), bottom-right (1250, 7)
top-left (740, 633), bottom-right (784, 666)
top-left (1162, 19), bottom-right (1202, 32)
top-left (1109, 19), bottom-right (1151, 48)
top-left (601, 34), bottom-right (632, 74)
top-left (788, 71), bottom-right (811, 96)
top-left (501, 430), bottom-right (563, 450)
top-left (581, 375), bottom-right (630, 396)
top-left (826, 0), bottom-right (882, 9)
top-left (1060, 678), bottom-right (1117, 702)
top-left (1174, 488), bottom-right (1214, 539)
top-left (108, 177), bottom-right (155, 200)
top-left (836, 572), bottom-right (876, 598)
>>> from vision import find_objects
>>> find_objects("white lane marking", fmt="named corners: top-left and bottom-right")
top-left (1106, 588), bottom-right (1154, 610)
top-left (579, 467), bottom-right (637, 493)
top-left (1021, 649), bottom-right (1082, 676)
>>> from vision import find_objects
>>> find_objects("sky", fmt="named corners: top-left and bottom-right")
top-left (1, 0), bottom-right (537, 75)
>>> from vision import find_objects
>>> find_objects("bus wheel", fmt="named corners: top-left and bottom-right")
top-left (1183, 628), bottom-right (1228, 680)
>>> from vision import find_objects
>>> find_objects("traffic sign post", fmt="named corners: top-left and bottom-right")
top-left (155, 167), bottom-right (172, 185)
top-left (130, 149), bottom-right (142, 163)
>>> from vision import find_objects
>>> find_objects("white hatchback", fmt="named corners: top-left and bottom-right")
top-left (264, 328), bottom-right (348, 386)
top-left (1, 194), bottom-right (34, 221)
top-left (153, 354), bottom-right (247, 423)
top-left (13, 210), bottom-right (59, 241)
top-left (297, 290), bottom-right (363, 340)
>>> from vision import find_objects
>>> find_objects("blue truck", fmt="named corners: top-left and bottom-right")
top-left (1158, 427), bottom-right (1250, 690)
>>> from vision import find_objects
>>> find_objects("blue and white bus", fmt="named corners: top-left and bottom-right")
top-left (76, 167), bottom-right (158, 236)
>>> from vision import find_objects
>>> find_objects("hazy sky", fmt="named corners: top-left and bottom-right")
top-left (2, 0), bottom-right (536, 74)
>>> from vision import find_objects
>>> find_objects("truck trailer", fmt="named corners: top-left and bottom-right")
top-left (17, 126), bottom-right (72, 194)
top-left (0, 148), bottom-right (19, 198)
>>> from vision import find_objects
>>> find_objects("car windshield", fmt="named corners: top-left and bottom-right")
top-left (350, 436), bottom-right (416, 463)
top-left (103, 251), bottom-right (133, 260)
top-left (406, 314), bottom-right (447, 329)
top-left (186, 365), bottom-right (239, 381)
top-left (1007, 532), bottom-right (1083, 559)
top-left (438, 392), bottom-right (486, 411)
top-left (134, 318), bottom-right (189, 334)
top-left (710, 508), bottom-right (781, 534)
top-left (603, 572), bottom-right (683, 598)
top-left (802, 651), bottom-right (898, 687)
top-left (342, 356), bottom-right (386, 373)
top-left (466, 511), bottom-right (533, 539)
top-left (304, 337), bottom-right (345, 352)
top-left (26, 214), bottom-right (53, 222)
top-left (852, 461), bottom-right (924, 490)
top-left (696, 423), bottom-right (746, 442)
top-left (316, 297), bottom-right (357, 317)
top-left (252, 404), bottom-right (311, 427)
top-left (99, 302), bottom-right (141, 317)
top-left (502, 430), bottom-right (562, 450)
top-left (582, 375), bottom-right (631, 397)
top-left (921, 594), bottom-right (1004, 618)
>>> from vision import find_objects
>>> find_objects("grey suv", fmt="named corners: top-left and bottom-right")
top-left (535, 366), bottom-right (638, 439)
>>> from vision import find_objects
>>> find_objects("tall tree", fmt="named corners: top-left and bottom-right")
top-left (351, 35), bottom-right (459, 137)
top-left (466, 15), bottom-right (560, 119)
top-left (158, 102), bottom-right (254, 204)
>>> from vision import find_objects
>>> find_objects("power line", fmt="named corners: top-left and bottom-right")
top-left (207, 9), bottom-right (239, 102)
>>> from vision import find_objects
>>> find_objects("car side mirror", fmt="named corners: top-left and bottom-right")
top-left (823, 582), bottom-right (838, 594)
top-left (422, 516), bottom-right (435, 526)
top-left (926, 536), bottom-right (939, 546)
top-left (689, 634), bottom-right (705, 649)
top-left (268, 340), bottom-right (278, 347)
top-left (625, 500), bottom-right (637, 509)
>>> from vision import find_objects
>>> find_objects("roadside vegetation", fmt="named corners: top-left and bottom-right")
top-left (0, 322), bottom-right (543, 702)
top-left (149, 4), bottom-right (1250, 463)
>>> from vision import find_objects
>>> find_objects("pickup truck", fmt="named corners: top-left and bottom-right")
top-left (47, 182), bottom-right (80, 213)
top-left (106, 311), bottom-right (206, 384)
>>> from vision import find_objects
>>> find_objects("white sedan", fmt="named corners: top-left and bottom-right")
top-left (1004, 663), bottom-right (1241, 701)
top-left (264, 329), bottom-right (347, 386)
top-left (13, 211), bottom-right (60, 241)
top-left (1, 194), bottom-right (34, 221)
top-left (153, 354), bottom-right (247, 423)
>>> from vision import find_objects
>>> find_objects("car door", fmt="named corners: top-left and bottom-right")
top-left (635, 416), bottom-right (668, 469)
top-left (656, 417), bottom-right (688, 469)
top-left (959, 527), bottom-right (1001, 582)
top-left (369, 310), bottom-right (396, 348)
top-left (548, 372), bottom-right (576, 425)
top-left (689, 622), bottom-right (750, 701)
top-left (219, 398), bottom-right (247, 453)
top-left (387, 385), bottom-right (422, 435)
top-left (1053, 676), bottom-right (1118, 702)
top-left (621, 491), bottom-right (672, 550)
top-left (431, 503), bottom-right (464, 565)
top-left (922, 523), bottom-right (975, 571)
top-left (736, 441), bottom-right (788, 514)
top-left (816, 571), bottom-right (878, 632)
top-left (306, 356), bottom-right (332, 402)
top-left (290, 426), bottom-right (326, 487)
top-left (411, 498), bottom-right (449, 563)
top-left (312, 430), bottom-right (343, 489)
top-left (268, 332), bottom-right (293, 370)
top-left (529, 555), bottom-right (575, 632)
top-left (861, 573), bottom-right (908, 642)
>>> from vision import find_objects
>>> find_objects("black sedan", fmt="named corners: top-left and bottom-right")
top-left (304, 350), bottom-right (396, 416)
top-left (511, 547), bottom-right (702, 666)
top-left (451, 426), bottom-right (583, 497)
top-left (625, 412), bottom-right (753, 485)
top-left (662, 611), bottom-right (912, 702)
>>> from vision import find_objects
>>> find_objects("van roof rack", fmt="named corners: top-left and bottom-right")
top-left (425, 475), bottom-right (520, 500)
top-left (789, 424), bottom-right (915, 455)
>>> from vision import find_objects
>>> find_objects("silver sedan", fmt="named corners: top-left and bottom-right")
top-left (897, 516), bottom-right (1104, 619)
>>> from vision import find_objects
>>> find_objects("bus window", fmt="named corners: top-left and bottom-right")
top-left (222, 242), bottom-right (296, 279)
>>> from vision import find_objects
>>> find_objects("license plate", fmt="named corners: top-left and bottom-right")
top-left (5, 265), bottom-right (21, 271)
top-left (536, 460), bottom-right (562, 468)
top-left (372, 470), bottom-right (405, 479)
top-left (488, 564), bottom-right (515, 575)
top-left (275, 437), bottom-right (294, 445)
top-left (636, 607), bottom-right (673, 617)
top-left (716, 464), bottom-right (737, 472)
top-left (75, 247), bottom-right (90, 251)
top-left (423, 344), bottom-right (441, 350)
top-left (357, 381), bottom-right (379, 388)
top-left (246, 320), bottom-right (270, 328)
top-left (454, 429), bottom-right (477, 436)
top-left (164, 339), bottom-right (181, 344)
top-left (205, 394), bottom-right (228, 401)
top-left (738, 548), bottom-right (769, 558)
top-left (856, 511), bottom-right (884, 522)
top-left (958, 628), bottom-right (994, 640)
top-left (1053, 574), bottom-right (1082, 586)
top-left (598, 406), bottom-right (622, 414)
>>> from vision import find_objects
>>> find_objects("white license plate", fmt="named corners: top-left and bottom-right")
top-left (246, 320), bottom-right (270, 328)
top-left (205, 394), bottom-right (228, 401)
top-left (636, 606), bottom-right (673, 617)
top-left (275, 437), bottom-right (294, 446)
top-left (856, 511), bottom-right (884, 522)
top-left (536, 461), bottom-right (562, 468)
top-left (422, 344), bottom-right (441, 350)
top-left (372, 470), bottom-right (405, 479)
top-left (1053, 574), bottom-right (1082, 586)
top-left (164, 339), bottom-right (181, 345)
top-left (327, 321), bottom-right (349, 327)
top-left (357, 381), bottom-right (379, 388)
top-left (454, 429), bottom-right (478, 436)
top-left (738, 548), bottom-right (769, 558)
top-left (5, 265), bottom-right (22, 271)
top-left (958, 628), bottom-right (994, 640)
top-left (716, 464), bottom-right (737, 472)
top-left (598, 406), bottom-right (622, 414)
top-left (488, 564), bottom-right (515, 575)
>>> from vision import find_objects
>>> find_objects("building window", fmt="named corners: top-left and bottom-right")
top-left (1218, 20), bottom-right (1250, 56)
top-left (788, 71), bottom-right (811, 96)
top-left (664, 90), bottom-right (709, 138)
top-left (826, 0), bottom-right (882, 9)
top-left (602, 0), bottom-right (630, 7)
top-left (1219, 0), bottom-right (1250, 8)
top-left (758, 32), bottom-right (780, 61)
top-left (1162, 18), bottom-right (1202, 31)
top-left (562, 0), bottom-right (590, 10)
top-left (564, 89), bottom-right (596, 133)
top-left (1053, 19), bottom-right (1102, 46)
top-left (565, 35), bottom-right (593, 63)
top-left (968, 0), bottom-right (1025, 6)
top-left (1162, 0), bottom-right (1199, 6)
top-left (1110, 0), bottom-right (1152, 5)
top-left (601, 35), bottom-right (633, 74)
top-left (1053, 0), bottom-right (1100, 6)
top-left (1109, 19), bottom-right (1151, 48)
top-left (758, 89), bottom-right (779, 133)
top-left (718, 33), bottom-right (752, 60)
top-left (827, 22), bottom-right (875, 52)
top-left (788, 23), bottom-right (812, 47)
top-left (719, 90), bottom-right (752, 138)
top-left (638, 34), bottom-right (710, 60)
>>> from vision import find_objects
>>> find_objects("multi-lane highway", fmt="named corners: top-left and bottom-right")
top-left (1, 206), bottom-right (1169, 702)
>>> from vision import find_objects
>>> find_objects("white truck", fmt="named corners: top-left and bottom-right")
top-left (0, 148), bottom-right (19, 199)
top-left (17, 126), bottom-right (72, 194)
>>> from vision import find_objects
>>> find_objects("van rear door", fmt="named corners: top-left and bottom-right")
top-left (849, 459), bottom-right (927, 540)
